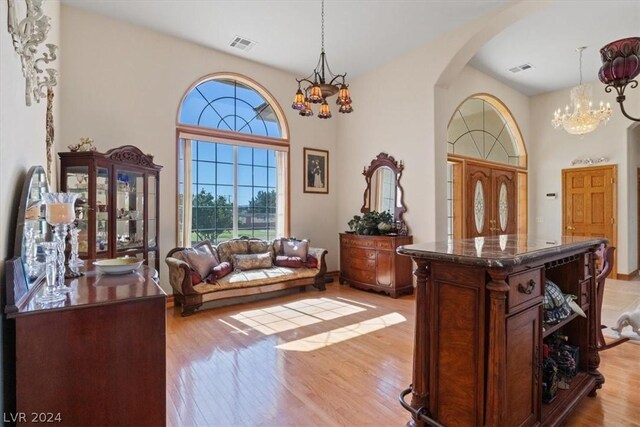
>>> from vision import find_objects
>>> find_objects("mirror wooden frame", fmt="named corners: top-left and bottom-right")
top-left (361, 152), bottom-right (407, 221)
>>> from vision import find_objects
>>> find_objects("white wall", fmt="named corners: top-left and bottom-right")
top-left (59, 5), bottom-right (339, 290)
top-left (1, 0), bottom-right (61, 414)
top-left (529, 80), bottom-right (640, 274)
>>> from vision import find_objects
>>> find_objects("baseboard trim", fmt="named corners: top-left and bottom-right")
top-left (166, 295), bottom-right (175, 309)
top-left (617, 269), bottom-right (639, 281)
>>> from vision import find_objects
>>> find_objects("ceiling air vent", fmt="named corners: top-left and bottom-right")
top-left (508, 63), bottom-right (534, 74)
top-left (229, 36), bottom-right (257, 52)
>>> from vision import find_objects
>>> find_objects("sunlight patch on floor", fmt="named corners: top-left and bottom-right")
top-left (228, 298), bottom-right (366, 335)
top-left (275, 312), bottom-right (406, 352)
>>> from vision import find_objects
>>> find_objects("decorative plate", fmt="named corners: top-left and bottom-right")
top-left (93, 258), bottom-right (143, 275)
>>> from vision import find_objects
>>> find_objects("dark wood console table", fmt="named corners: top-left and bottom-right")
top-left (397, 235), bottom-right (606, 427)
top-left (5, 263), bottom-right (166, 426)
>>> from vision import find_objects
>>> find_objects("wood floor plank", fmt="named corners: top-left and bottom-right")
top-left (167, 282), bottom-right (640, 426)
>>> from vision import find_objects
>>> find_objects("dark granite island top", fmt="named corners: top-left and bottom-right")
top-left (397, 234), bottom-right (607, 268)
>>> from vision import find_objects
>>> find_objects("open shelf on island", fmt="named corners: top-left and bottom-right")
top-left (543, 312), bottom-right (582, 338)
top-left (541, 372), bottom-right (596, 425)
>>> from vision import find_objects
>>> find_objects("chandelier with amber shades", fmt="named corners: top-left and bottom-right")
top-left (291, 0), bottom-right (353, 119)
top-left (552, 47), bottom-right (612, 135)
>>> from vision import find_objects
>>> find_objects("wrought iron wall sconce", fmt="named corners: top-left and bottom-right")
top-left (7, 0), bottom-right (58, 106)
top-left (599, 37), bottom-right (640, 122)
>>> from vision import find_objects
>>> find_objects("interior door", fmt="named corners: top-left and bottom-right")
top-left (466, 164), bottom-right (492, 238)
top-left (563, 165), bottom-right (617, 277)
top-left (466, 163), bottom-right (517, 238)
top-left (493, 168), bottom-right (517, 235)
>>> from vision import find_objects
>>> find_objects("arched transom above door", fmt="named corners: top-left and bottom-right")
top-left (447, 94), bottom-right (526, 168)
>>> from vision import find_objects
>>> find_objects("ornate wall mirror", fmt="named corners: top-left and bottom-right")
top-left (14, 165), bottom-right (50, 288)
top-left (361, 152), bottom-right (407, 221)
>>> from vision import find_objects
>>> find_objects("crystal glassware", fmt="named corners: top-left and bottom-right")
top-left (36, 241), bottom-right (66, 304)
top-left (68, 223), bottom-right (84, 276)
top-left (43, 192), bottom-right (79, 291)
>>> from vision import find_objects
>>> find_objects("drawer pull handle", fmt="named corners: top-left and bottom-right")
top-left (518, 279), bottom-right (536, 295)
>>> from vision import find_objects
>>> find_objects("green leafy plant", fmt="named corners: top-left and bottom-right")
top-left (348, 210), bottom-right (393, 235)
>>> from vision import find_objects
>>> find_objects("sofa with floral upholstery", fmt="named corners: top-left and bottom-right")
top-left (166, 237), bottom-right (327, 316)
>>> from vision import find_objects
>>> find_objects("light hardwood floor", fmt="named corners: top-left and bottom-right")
top-left (166, 280), bottom-right (640, 426)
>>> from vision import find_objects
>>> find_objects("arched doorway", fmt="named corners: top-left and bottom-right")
top-left (446, 94), bottom-right (527, 239)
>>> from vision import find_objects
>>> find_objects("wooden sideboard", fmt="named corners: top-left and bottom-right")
top-left (5, 263), bottom-right (166, 426)
top-left (339, 233), bottom-right (413, 298)
top-left (397, 235), bottom-right (605, 427)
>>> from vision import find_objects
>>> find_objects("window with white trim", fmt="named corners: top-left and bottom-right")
top-left (177, 75), bottom-right (289, 246)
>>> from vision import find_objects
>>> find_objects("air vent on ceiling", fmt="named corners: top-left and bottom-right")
top-left (229, 36), bottom-right (257, 52)
top-left (508, 63), bottom-right (534, 74)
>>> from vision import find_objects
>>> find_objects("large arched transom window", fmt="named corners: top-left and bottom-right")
top-left (177, 74), bottom-right (289, 246)
top-left (179, 77), bottom-right (283, 138)
top-left (447, 94), bottom-right (526, 167)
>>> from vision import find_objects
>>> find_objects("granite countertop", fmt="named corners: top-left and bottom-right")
top-left (397, 235), bottom-right (607, 268)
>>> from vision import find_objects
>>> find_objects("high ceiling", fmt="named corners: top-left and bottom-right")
top-left (61, 0), bottom-right (640, 97)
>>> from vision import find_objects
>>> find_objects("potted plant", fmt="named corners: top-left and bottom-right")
top-left (347, 211), bottom-right (393, 235)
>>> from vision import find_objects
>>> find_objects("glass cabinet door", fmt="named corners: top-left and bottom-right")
top-left (96, 167), bottom-right (110, 255)
top-left (65, 166), bottom-right (90, 256)
top-left (116, 170), bottom-right (145, 251)
top-left (148, 175), bottom-right (157, 249)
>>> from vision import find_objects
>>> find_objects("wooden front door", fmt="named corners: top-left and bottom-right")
top-left (466, 163), bottom-right (517, 238)
top-left (563, 165), bottom-right (617, 277)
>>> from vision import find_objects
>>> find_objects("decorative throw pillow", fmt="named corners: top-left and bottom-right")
top-left (281, 238), bottom-right (309, 262)
top-left (233, 252), bottom-right (273, 271)
top-left (212, 262), bottom-right (233, 279)
top-left (182, 246), bottom-right (218, 279)
top-left (194, 240), bottom-right (220, 265)
top-left (248, 239), bottom-right (271, 255)
top-left (275, 255), bottom-right (303, 268)
top-left (303, 255), bottom-right (318, 269)
top-left (217, 239), bottom-right (249, 264)
top-left (190, 269), bottom-right (203, 284)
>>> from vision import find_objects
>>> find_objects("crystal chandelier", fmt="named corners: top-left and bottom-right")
top-left (291, 0), bottom-right (353, 119)
top-left (552, 47), bottom-right (611, 135)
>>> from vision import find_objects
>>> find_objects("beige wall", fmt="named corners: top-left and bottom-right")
top-left (335, 2), bottom-right (543, 244)
top-left (529, 81), bottom-right (640, 274)
top-left (435, 65), bottom-right (531, 239)
top-left (0, 0), bottom-right (61, 414)
top-left (59, 5), bottom-right (339, 290)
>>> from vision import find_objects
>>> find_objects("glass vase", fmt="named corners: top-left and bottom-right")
top-left (68, 223), bottom-right (84, 276)
top-left (36, 241), bottom-right (66, 304)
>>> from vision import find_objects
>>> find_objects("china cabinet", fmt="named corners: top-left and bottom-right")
top-left (59, 146), bottom-right (162, 272)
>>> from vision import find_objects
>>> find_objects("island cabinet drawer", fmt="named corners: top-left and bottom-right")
top-left (508, 268), bottom-right (544, 312)
top-left (350, 258), bottom-right (376, 271)
top-left (350, 247), bottom-right (377, 260)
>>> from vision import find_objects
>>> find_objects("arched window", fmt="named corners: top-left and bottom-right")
top-left (446, 94), bottom-right (527, 240)
top-left (447, 94), bottom-right (526, 167)
top-left (176, 73), bottom-right (289, 246)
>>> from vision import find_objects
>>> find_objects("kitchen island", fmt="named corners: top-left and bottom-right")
top-left (397, 235), bottom-right (606, 427)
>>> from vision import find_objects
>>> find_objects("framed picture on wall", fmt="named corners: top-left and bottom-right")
top-left (303, 148), bottom-right (329, 194)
